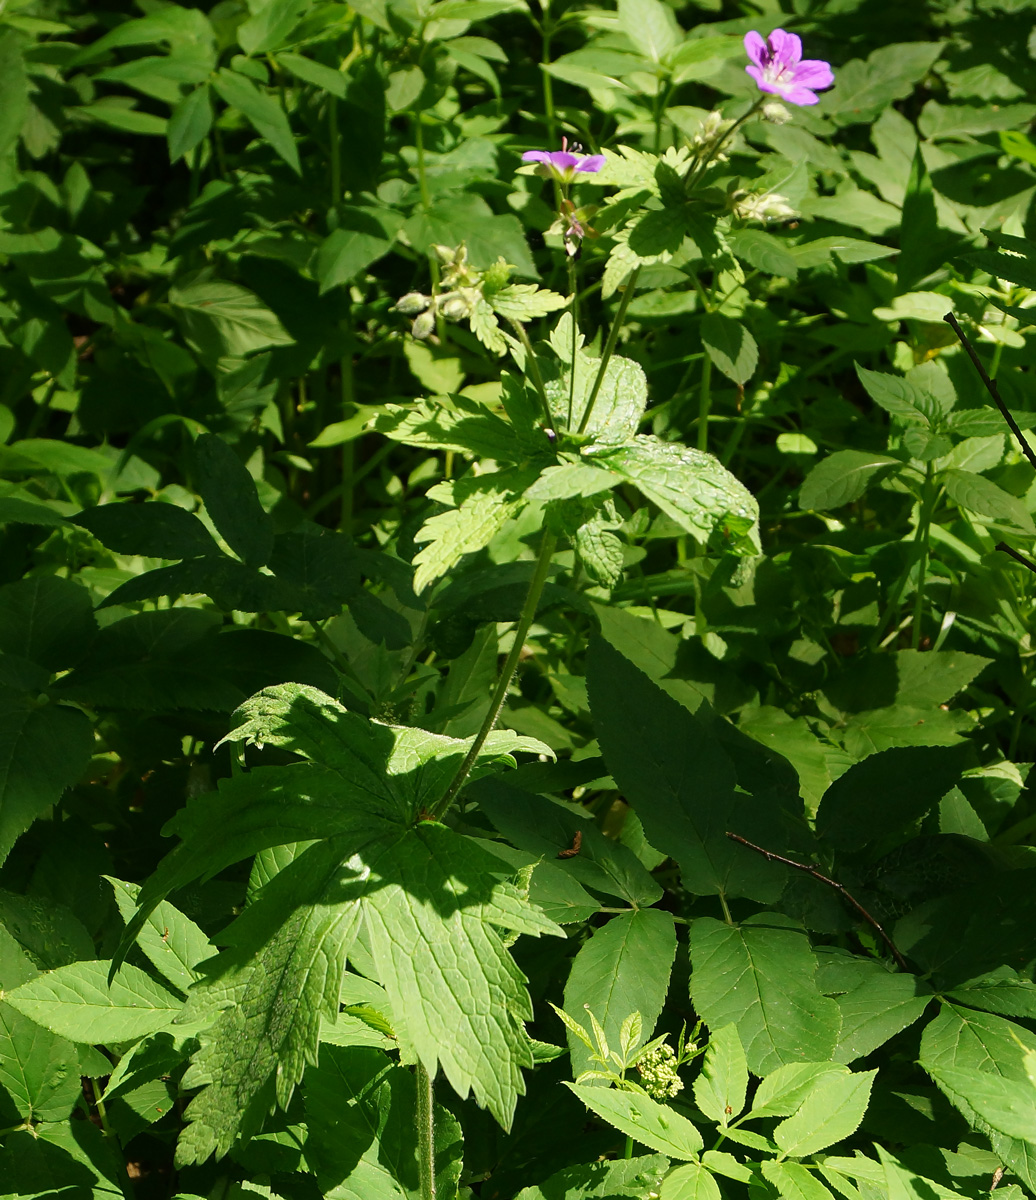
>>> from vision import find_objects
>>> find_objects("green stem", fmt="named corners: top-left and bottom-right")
top-left (624, 1134), bottom-right (634, 1160)
top-left (417, 1061), bottom-right (437, 1200)
top-left (911, 462), bottom-right (937, 650)
top-left (329, 95), bottom-right (341, 207)
top-left (541, 17), bottom-right (557, 145)
top-left (576, 266), bottom-right (641, 436)
top-left (567, 254), bottom-right (579, 431)
top-left (339, 314), bottom-right (356, 534)
top-left (90, 1078), bottom-right (112, 1138)
top-left (433, 530), bottom-right (558, 819)
top-left (697, 354), bottom-right (712, 454)
top-left (508, 319), bottom-right (555, 432)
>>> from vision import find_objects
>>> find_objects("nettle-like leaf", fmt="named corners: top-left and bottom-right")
top-left (597, 436), bottom-right (760, 554)
top-left (374, 392), bottom-right (532, 464)
top-left (114, 684), bottom-right (556, 1160)
top-left (412, 466), bottom-right (539, 594)
top-left (543, 346), bottom-right (647, 449)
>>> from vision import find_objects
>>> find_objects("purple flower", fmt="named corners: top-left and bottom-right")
top-left (744, 29), bottom-right (833, 106)
top-left (522, 137), bottom-right (605, 182)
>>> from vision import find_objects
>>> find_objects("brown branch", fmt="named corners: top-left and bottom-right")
top-left (725, 832), bottom-right (909, 971)
top-left (944, 312), bottom-right (1036, 474)
top-left (995, 540), bottom-right (1036, 576)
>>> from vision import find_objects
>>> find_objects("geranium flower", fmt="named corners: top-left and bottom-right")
top-left (522, 137), bottom-right (605, 183)
top-left (744, 29), bottom-right (833, 106)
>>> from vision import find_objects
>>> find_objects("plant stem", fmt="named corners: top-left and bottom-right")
top-left (911, 461), bottom-right (936, 650)
top-left (340, 314), bottom-right (356, 534)
top-left (697, 354), bottom-right (712, 454)
top-left (508, 318), bottom-right (555, 431)
top-left (567, 254), bottom-right (579, 431)
top-left (624, 1134), bottom-right (634, 1159)
top-left (417, 1060), bottom-right (437, 1200)
top-left (433, 529), bottom-right (557, 819)
top-left (576, 266), bottom-right (640, 436)
top-left (329, 96), bottom-right (341, 207)
top-left (541, 14), bottom-right (557, 145)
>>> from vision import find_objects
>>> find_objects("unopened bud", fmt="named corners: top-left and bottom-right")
top-left (411, 310), bottom-right (435, 339)
top-left (439, 292), bottom-right (471, 321)
top-left (395, 291), bottom-right (430, 314)
top-left (762, 101), bottom-right (792, 125)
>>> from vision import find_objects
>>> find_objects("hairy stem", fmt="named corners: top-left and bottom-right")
top-left (911, 461), bottom-right (936, 650)
top-left (567, 254), bottom-right (579, 430)
top-left (508, 318), bottom-right (555, 432)
top-left (417, 1061), bottom-right (437, 1200)
top-left (576, 266), bottom-right (641, 436)
top-left (433, 529), bottom-right (557, 818)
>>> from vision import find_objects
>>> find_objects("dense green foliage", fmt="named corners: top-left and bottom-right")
top-left (2, 0), bottom-right (1036, 1198)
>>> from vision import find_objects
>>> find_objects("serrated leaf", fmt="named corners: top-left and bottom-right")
top-left (600, 435), bottom-right (759, 554)
top-left (212, 68), bottom-right (300, 174)
top-left (5, 961), bottom-right (184, 1043)
top-left (799, 450), bottom-right (901, 510)
top-left (562, 908), bottom-right (676, 1081)
top-left (362, 823), bottom-right (563, 1129)
top-left (566, 1082), bottom-right (703, 1158)
top-left (617, 0), bottom-right (680, 63)
top-left (728, 229), bottom-right (799, 279)
top-left (0, 695), bottom-right (93, 868)
top-left (489, 284), bottom-right (567, 322)
top-left (773, 1069), bottom-right (876, 1157)
top-left (574, 515), bottom-right (624, 586)
top-left (75, 502), bottom-right (217, 560)
top-left (543, 333), bottom-right (647, 447)
top-left (660, 1162), bottom-right (722, 1200)
top-left (833, 972), bottom-right (931, 1063)
top-left (412, 467), bottom-right (536, 594)
top-left (689, 916), bottom-right (841, 1077)
top-left (527, 461), bottom-right (623, 502)
top-left (942, 468), bottom-right (1035, 533)
top-left (169, 276), bottom-right (293, 361)
top-left (107, 878), bottom-right (210, 995)
top-left (749, 1062), bottom-right (849, 1120)
top-left (701, 313), bottom-right (758, 385)
top-left (375, 393), bottom-right (526, 463)
top-left (693, 1023), bottom-right (748, 1125)
top-left (855, 365), bottom-right (938, 426)
top-left (926, 1064), bottom-right (1036, 1145)
top-left (516, 1156), bottom-right (669, 1200)
top-left (0, 1003), bottom-right (81, 1123)
top-left (762, 1161), bottom-right (836, 1200)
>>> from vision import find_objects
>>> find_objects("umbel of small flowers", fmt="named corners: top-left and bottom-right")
top-left (744, 29), bottom-right (833, 106)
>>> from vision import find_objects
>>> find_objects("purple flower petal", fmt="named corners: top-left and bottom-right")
top-left (781, 83), bottom-right (821, 105)
top-left (575, 154), bottom-right (605, 174)
top-left (743, 31), bottom-right (768, 67)
top-left (548, 151), bottom-right (581, 170)
top-left (768, 28), bottom-right (801, 68)
top-left (745, 64), bottom-right (779, 94)
top-left (522, 150), bottom-right (552, 164)
top-left (792, 59), bottom-right (835, 89)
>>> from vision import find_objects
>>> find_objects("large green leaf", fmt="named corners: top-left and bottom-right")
top-left (0, 693), bottom-right (93, 868)
top-left (925, 1063), bottom-right (1036, 1146)
top-left (773, 1068), bottom-right (876, 1157)
top-left (616, 0), bottom-right (679, 63)
top-left (562, 908), bottom-right (676, 1080)
top-left (169, 276), bottom-right (294, 362)
top-left (689, 916), bottom-right (841, 1077)
top-left (942, 468), bottom-right (1035, 534)
top-left (0, 576), bottom-right (97, 670)
top-left (693, 1024), bottom-right (748, 1125)
top-left (585, 636), bottom-right (788, 901)
top-left (5, 960), bottom-right (184, 1043)
top-left (376, 392), bottom-right (529, 463)
top-left (600, 436), bottom-right (760, 554)
top-left (0, 1003), bottom-right (81, 1123)
top-left (306, 1044), bottom-right (464, 1200)
top-left (832, 970), bottom-right (931, 1063)
top-left (566, 1082), bottom-right (703, 1158)
top-left (75, 500), bottom-right (217, 561)
top-left (212, 67), bottom-right (300, 173)
top-left (107, 878), bottom-right (210, 995)
top-left (361, 823), bottom-right (563, 1129)
top-left (193, 432), bottom-right (274, 567)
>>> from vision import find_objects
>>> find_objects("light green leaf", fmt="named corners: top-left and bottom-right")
top-left (516, 1156), bottom-right (669, 1200)
top-left (773, 1069), bottom-right (876, 1157)
top-left (237, 0), bottom-right (310, 55)
top-left (762, 1161), bottom-right (835, 1200)
top-left (749, 1062), bottom-right (849, 1120)
top-left (926, 1063), bottom-right (1036, 1146)
top-left (567, 1082), bottom-right (703, 1158)
top-left (855, 365), bottom-right (938, 426)
top-left (833, 972), bottom-right (931, 1063)
top-left (375, 393), bottom-right (526, 463)
top-left (660, 1162), bottom-right (722, 1200)
top-left (0, 1002), bottom-right (81, 1122)
top-left (412, 467), bottom-right (536, 594)
top-left (701, 313), bottom-right (758, 385)
top-left (489, 284), bottom-right (567, 322)
top-left (362, 824), bottom-right (563, 1129)
top-left (5, 961), bottom-right (184, 1043)
top-left (689, 916), bottom-right (841, 1077)
top-left (617, 0), bottom-right (680, 63)
top-left (799, 449), bottom-right (901, 510)
top-left (212, 68), bottom-right (300, 174)
top-left (562, 908), bottom-right (676, 1080)
top-left (942, 468), bottom-right (1035, 534)
top-left (316, 207), bottom-right (403, 293)
top-left (601, 435), bottom-right (760, 554)
top-left (573, 511), bottom-right (624, 586)
top-left (527, 461), bottom-right (623, 502)
top-left (276, 50), bottom-right (349, 97)
top-left (727, 229), bottom-right (799, 279)
top-left (544, 334), bottom-right (647, 448)
top-left (169, 276), bottom-right (293, 362)
top-left (107, 878), bottom-right (210, 995)
top-left (693, 1023), bottom-right (748, 1125)
top-left (167, 84), bottom-right (212, 163)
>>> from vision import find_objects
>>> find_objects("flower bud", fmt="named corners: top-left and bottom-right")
top-left (411, 310), bottom-right (435, 339)
top-left (762, 101), bottom-right (792, 125)
top-left (395, 291), bottom-right (430, 314)
top-left (439, 291), bottom-right (472, 321)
